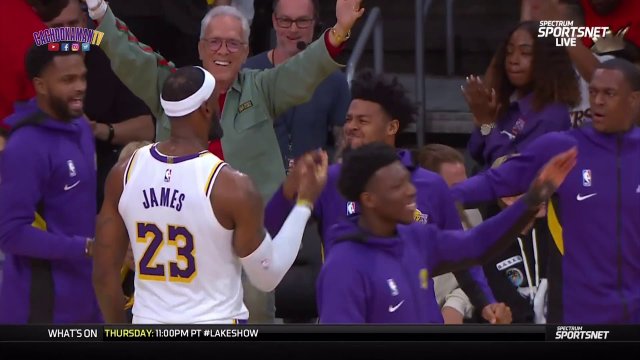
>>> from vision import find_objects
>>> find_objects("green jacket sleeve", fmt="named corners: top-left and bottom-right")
top-left (251, 30), bottom-right (344, 119)
top-left (95, 6), bottom-right (173, 140)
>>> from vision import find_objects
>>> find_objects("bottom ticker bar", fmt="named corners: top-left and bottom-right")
top-left (0, 325), bottom-right (638, 342)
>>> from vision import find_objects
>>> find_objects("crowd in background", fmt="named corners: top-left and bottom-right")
top-left (0, 0), bottom-right (639, 325)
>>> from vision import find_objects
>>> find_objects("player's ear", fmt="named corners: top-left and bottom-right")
top-left (33, 77), bottom-right (47, 97)
top-left (387, 119), bottom-right (399, 136)
top-left (360, 192), bottom-right (374, 209)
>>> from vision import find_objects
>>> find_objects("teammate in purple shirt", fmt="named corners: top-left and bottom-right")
top-left (452, 59), bottom-right (640, 324)
top-left (317, 142), bottom-right (576, 323)
top-left (0, 46), bottom-right (100, 323)
top-left (266, 70), bottom-right (506, 322)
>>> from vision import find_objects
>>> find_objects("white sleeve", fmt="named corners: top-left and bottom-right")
top-left (434, 273), bottom-right (474, 318)
top-left (239, 205), bottom-right (311, 292)
top-left (443, 288), bottom-right (474, 319)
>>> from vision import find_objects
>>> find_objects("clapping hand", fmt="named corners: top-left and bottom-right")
top-left (461, 75), bottom-right (501, 126)
top-left (296, 150), bottom-right (329, 204)
top-left (482, 302), bottom-right (513, 324)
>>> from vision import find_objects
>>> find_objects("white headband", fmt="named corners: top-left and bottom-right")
top-left (160, 66), bottom-right (216, 117)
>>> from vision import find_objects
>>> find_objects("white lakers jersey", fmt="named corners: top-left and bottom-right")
top-left (119, 143), bottom-right (248, 324)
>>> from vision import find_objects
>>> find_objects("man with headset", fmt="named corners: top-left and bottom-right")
top-left (243, 0), bottom-right (350, 323)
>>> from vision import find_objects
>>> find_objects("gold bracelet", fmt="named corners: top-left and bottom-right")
top-left (331, 27), bottom-right (351, 43)
top-left (296, 198), bottom-right (314, 211)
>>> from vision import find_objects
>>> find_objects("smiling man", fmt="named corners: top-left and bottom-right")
top-left (0, 45), bottom-right (101, 324)
top-left (265, 70), bottom-right (509, 324)
top-left (451, 58), bottom-right (640, 324)
top-left (85, 0), bottom-right (364, 324)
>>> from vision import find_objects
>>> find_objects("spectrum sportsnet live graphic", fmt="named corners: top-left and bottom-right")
top-left (33, 26), bottom-right (104, 52)
top-left (538, 20), bottom-right (608, 47)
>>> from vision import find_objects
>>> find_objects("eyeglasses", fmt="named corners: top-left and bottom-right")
top-left (275, 17), bottom-right (314, 29)
top-left (202, 38), bottom-right (246, 53)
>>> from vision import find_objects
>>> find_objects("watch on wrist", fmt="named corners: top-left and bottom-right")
top-left (480, 123), bottom-right (496, 136)
top-left (85, 237), bottom-right (94, 257)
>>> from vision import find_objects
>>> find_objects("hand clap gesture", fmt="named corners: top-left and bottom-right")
top-left (461, 75), bottom-right (501, 126)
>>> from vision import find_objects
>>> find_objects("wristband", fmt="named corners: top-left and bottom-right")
top-left (296, 198), bottom-right (314, 211)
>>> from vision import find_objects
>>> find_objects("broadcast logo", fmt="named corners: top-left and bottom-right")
top-left (33, 26), bottom-right (104, 50)
top-left (554, 326), bottom-right (609, 340)
top-left (538, 21), bottom-right (608, 47)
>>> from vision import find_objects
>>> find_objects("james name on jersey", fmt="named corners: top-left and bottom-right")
top-left (142, 187), bottom-right (186, 211)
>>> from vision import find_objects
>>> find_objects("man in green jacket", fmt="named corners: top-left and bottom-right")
top-left (85, 0), bottom-right (364, 323)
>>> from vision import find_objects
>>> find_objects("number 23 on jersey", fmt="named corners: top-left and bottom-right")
top-left (136, 222), bottom-right (196, 282)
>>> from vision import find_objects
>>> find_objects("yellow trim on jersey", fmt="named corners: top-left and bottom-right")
top-left (32, 212), bottom-right (47, 231)
top-left (547, 201), bottom-right (564, 255)
top-left (320, 242), bottom-right (325, 263)
top-left (125, 148), bottom-right (142, 184)
top-left (120, 265), bottom-right (130, 283)
top-left (124, 295), bottom-right (135, 310)
top-left (204, 160), bottom-right (225, 195)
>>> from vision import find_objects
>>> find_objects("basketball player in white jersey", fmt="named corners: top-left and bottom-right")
top-left (93, 66), bottom-right (328, 324)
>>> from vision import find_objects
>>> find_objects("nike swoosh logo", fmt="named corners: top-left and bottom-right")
top-left (64, 181), bottom-right (80, 191)
top-left (576, 193), bottom-right (597, 201)
top-left (388, 300), bottom-right (405, 313)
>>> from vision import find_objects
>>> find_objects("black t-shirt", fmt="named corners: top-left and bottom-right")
top-left (83, 46), bottom-right (151, 209)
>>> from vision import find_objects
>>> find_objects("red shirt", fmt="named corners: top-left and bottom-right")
top-left (207, 92), bottom-right (226, 159)
top-left (0, 0), bottom-right (46, 129)
top-left (207, 31), bottom-right (343, 160)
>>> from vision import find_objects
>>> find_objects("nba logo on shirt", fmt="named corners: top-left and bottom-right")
top-left (71, 43), bottom-right (80, 51)
top-left (387, 279), bottom-right (399, 296)
top-left (67, 160), bottom-right (77, 177)
top-left (164, 169), bottom-right (172, 183)
top-left (346, 201), bottom-right (357, 216)
top-left (582, 169), bottom-right (592, 187)
top-left (512, 118), bottom-right (526, 135)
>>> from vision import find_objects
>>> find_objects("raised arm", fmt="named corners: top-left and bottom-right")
top-left (264, 150), bottom-right (326, 235)
top-left (93, 157), bottom-right (130, 323)
top-left (253, 0), bottom-right (364, 118)
top-left (0, 132), bottom-right (90, 259)
top-left (429, 147), bottom-right (577, 276)
top-left (218, 152), bottom-right (328, 291)
top-left (451, 131), bottom-right (577, 206)
top-left (89, 4), bottom-right (174, 138)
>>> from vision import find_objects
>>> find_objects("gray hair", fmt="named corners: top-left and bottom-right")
top-left (200, 5), bottom-right (251, 43)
